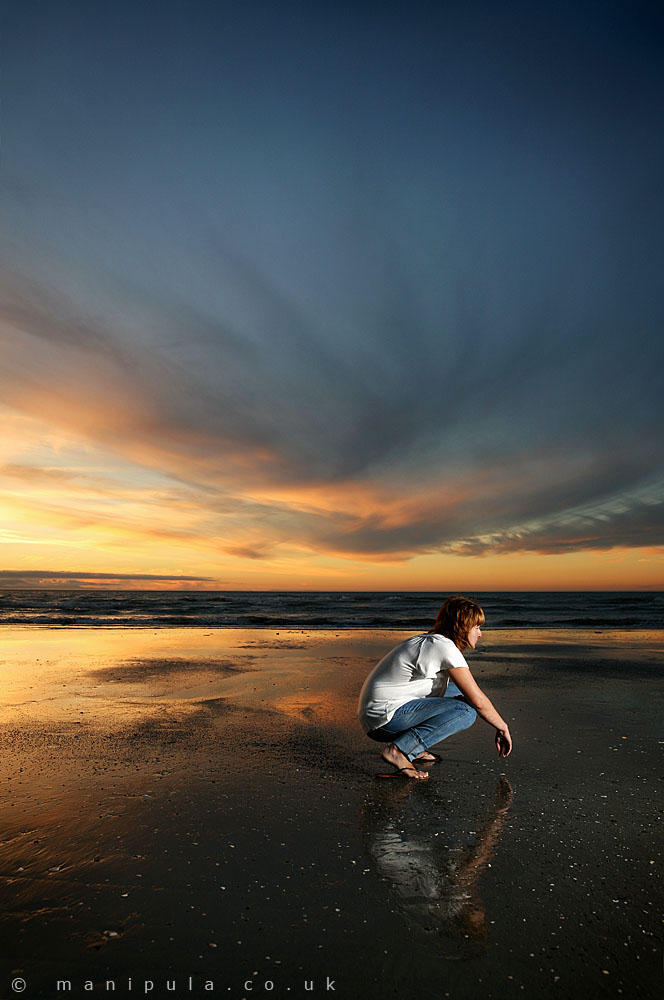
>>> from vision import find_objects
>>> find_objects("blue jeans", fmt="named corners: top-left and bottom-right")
top-left (367, 686), bottom-right (477, 762)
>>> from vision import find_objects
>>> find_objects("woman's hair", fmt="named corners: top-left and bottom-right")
top-left (431, 595), bottom-right (485, 650)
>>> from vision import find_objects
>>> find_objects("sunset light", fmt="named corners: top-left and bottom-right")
top-left (1, 1), bottom-right (661, 593)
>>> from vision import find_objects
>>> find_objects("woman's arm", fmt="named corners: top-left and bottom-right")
top-left (446, 667), bottom-right (513, 757)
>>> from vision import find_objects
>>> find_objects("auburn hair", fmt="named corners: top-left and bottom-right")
top-left (430, 595), bottom-right (485, 651)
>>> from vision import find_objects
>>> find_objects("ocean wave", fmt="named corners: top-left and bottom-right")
top-left (0, 590), bottom-right (661, 629)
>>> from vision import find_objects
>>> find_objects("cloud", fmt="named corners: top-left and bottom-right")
top-left (0, 264), bottom-right (131, 365)
top-left (1, 259), bottom-right (662, 565)
top-left (1, 0), bottom-right (662, 572)
top-left (446, 486), bottom-right (664, 558)
top-left (304, 480), bottom-right (664, 562)
top-left (0, 570), bottom-right (213, 589)
top-left (223, 545), bottom-right (274, 561)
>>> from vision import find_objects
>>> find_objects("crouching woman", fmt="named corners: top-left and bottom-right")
top-left (357, 595), bottom-right (512, 780)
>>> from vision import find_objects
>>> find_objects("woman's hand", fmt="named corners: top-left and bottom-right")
top-left (495, 727), bottom-right (512, 758)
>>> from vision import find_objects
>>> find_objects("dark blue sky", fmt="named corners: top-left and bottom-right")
top-left (1, 0), bottom-right (663, 586)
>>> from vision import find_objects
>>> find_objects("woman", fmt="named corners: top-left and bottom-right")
top-left (357, 595), bottom-right (512, 780)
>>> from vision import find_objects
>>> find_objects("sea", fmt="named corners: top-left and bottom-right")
top-left (0, 591), bottom-right (662, 630)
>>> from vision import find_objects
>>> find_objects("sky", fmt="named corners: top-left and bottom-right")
top-left (1, 0), bottom-right (663, 590)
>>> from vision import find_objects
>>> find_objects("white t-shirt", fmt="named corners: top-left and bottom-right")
top-left (357, 633), bottom-right (470, 733)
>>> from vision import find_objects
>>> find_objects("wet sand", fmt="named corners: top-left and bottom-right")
top-left (0, 627), bottom-right (661, 999)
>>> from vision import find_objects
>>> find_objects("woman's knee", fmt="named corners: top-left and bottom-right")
top-left (460, 702), bottom-right (477, 728)
top-left (366, 728), bottom-right (390, 743)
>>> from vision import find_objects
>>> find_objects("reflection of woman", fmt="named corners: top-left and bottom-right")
top-left (363, 775), bottom-right (514, 956)
top-left (357, 596), bottom-right (512, 779)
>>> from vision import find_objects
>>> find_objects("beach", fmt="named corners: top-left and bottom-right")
top-left (0, 626), bottom-right (661, 999)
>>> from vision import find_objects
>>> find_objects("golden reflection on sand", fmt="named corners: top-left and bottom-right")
top-left (0, 626), bottom-right (393, 731)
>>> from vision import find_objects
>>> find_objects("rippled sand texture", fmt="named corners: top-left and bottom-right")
top-left (0, 627), bottom-right (661, 998)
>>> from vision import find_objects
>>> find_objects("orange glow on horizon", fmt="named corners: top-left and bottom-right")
top-left (0, 406), bottom-right (662, 592)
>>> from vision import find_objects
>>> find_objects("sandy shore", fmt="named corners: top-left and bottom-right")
top-left (0, 626), bottom-right (661, 999)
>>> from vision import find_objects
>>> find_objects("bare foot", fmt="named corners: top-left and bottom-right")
top-left (381, 743), bottom-right (429, 780)
top-left (415, 751), bottom-right (438, 762)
